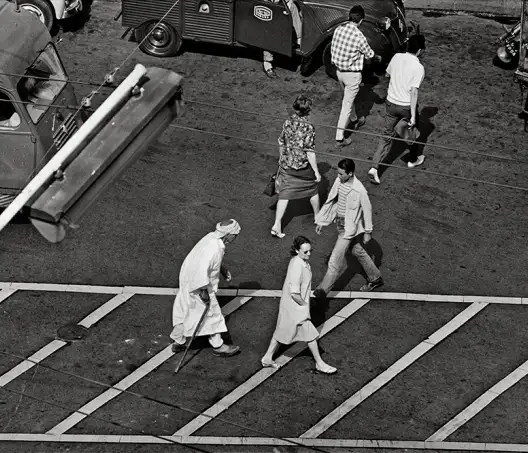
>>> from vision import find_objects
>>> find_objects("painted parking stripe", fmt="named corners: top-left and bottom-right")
top-left (0, 294), bottom-right (134, 387)
top-left (1, 434), bottom-right (528, 450)
top-left (301, 302), bottom-right (488, 439)
top-left (46, 296), bottom-right (253, 435)
top-left (174, 298), bottom-right (370, 436)
top-left (0, 289), bottom-right (16, 304)
top-left (0, 281), bottom-right (524, 304)
top-left (427, 359), bottom-right (528, 441)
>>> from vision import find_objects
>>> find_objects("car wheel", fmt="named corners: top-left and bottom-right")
top-left (19, 0), bottom-right (54, 31)
top-left (135, 21), bottom-right (182, 58)
top-left (322, 41), bottom-right (337, 80)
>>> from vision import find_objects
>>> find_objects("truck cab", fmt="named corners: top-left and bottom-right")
top-left (0, 0), bottom-right (184, 242)
top-left (121, 0), bottom-right (414, 77)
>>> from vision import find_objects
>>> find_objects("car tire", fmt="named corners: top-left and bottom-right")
top-left (19, 0), bottom-right (54, 31)
top-left (135, 21), bottom-right (182, 58)
top-left (322, 41), bottom-right (337, 80)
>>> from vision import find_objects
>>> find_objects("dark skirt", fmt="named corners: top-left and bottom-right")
top-left (276, 165), bottom-right (318, 200)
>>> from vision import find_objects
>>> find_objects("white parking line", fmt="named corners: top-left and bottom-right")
top-left (1, 434), bottom-right (528, 450)
top-left (301, 302), bottom-right (488, 439)
top-left (0, 289), bottom-right (16, 304)
top-left (174, 298), bottom-right (370, 436)
top-left (0, 294), bottom-right (134, 387)
top-left (0, 281), bottom-right (524, 304)
top-left (427, 359), bottom-right (528, 441)
top-left (46, 297), bottom-right (253, 435)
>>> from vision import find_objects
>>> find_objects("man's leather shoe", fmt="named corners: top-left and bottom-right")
top-left (212, 344), bottom-right (241, 357)
top-left (171, 342), bottom-right (186, 353)
top-left (263, 66), bottom-right (278, 78)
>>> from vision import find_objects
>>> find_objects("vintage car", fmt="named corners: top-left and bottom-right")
top-left (13, 0), bottom-right (83, 30)
top-left (120, 0), bottom-right (415, 77)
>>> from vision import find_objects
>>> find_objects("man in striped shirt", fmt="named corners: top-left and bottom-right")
top-left (331, 5), bottom-right (381, 148)
top-left (314, 159), bottom-right (383, 299)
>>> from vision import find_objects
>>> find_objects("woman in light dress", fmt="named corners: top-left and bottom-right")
top-left (261, 236), bottom-right (337, 374)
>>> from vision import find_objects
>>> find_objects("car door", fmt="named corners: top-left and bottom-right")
top-left (0, 90), bottom-right (37, 190)
top-left (234, 0), bottom-right (293, 56)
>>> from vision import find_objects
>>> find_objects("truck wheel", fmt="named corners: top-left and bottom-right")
top-left (135, 21), bottom-right (182, 58)
top-left (19, 0), bottom-right (54, 31)
top-left (322, 42), bottom-right (337, 80)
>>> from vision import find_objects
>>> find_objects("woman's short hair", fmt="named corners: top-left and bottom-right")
top-left (290, 235), bottom-right (311, 256)
top-left (293, 94), bottom-right (313, 117)
top-left (338, 158), bottom-right (356, 174)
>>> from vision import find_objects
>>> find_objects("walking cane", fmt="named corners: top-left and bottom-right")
top-left (174, 296), bottom-right (210, 374)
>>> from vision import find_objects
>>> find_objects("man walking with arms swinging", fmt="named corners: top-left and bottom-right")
top-left (313, 159), bottom-right (383, 301)
top-left (170, 219), bottom-right (242, 357)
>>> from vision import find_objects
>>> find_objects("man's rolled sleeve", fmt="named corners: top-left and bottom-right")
top-left (360, 190), bottom-right (374, 233)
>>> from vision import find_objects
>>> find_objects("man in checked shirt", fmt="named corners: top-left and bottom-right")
top-left (332, 5), bottom-right (382, 148)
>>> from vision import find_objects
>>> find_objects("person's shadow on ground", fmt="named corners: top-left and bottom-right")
top-left (378, 106), bottom-right (438, 179)
top-left (355, 75), bottom-right (385, 123)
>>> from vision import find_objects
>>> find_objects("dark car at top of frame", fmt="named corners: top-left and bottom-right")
top-left (120, 0), bottom-right (417, 77)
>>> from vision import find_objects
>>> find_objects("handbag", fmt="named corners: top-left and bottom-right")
top-left (263, 170), bottom-right (278, 197)
top-left (394, 118), bottom-right (420, 146)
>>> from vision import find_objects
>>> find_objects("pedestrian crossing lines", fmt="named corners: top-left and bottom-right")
top-left (0, 281), bottom-right (527, 451)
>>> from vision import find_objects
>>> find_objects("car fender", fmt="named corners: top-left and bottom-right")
top-left (48, 0), bottom-right (65, 19)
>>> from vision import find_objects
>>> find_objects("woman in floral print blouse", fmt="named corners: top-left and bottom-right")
top-left (271, 95), bottom-right (321, 239)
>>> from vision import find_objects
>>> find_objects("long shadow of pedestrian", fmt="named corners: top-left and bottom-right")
top-left (354, 75), bottom-right (385, 123)
top-left (378, 106), bottom-right (438, 179)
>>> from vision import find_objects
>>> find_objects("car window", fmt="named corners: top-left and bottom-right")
top-left (0, 92), bottom-right (21, 130)
top-left (17, 43), bottom-right (67, 124)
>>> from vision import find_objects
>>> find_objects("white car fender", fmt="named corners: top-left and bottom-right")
top-left (48, 0), bottom-right (65, 19)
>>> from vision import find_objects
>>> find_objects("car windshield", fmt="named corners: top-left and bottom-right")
top-left (17, 43), bottom-right (67, 124)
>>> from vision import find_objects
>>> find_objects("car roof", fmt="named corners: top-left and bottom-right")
top-left (0, 0), bottom-right (51, 92)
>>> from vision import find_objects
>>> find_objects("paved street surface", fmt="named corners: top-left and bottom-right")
top-left (1, 284), bottom-right (528, 453)
top-left (0, 0), bottom-right (527, 452)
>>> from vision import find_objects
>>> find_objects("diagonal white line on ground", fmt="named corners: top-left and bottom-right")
top-left (173, 298), bottom-right (370, 436)
top-left (0, 294), bottom-right (134, 388)
top-left (301, 302), bottom-right (488, 439)
top-left (427, 359), bottom-right (528, 441)
top-left (0, 289), bottom-right (17, 304)
top-left (46, 296), bottom-right (253, 435)
top-left (1, 434), bottom-right (528, 450)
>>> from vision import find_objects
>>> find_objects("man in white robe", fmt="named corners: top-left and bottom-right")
top-left (170, 219), bottom-right (241, 357)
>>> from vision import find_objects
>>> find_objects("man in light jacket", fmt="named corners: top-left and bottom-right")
top-left (314, 158), bottom-right (383, 299)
